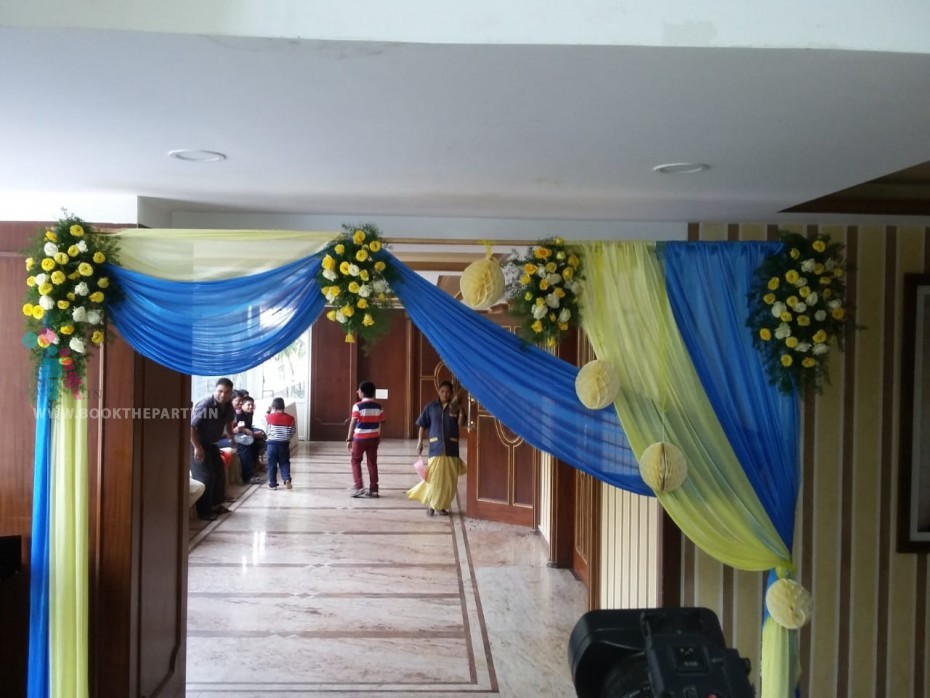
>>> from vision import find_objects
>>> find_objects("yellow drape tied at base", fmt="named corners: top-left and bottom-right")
top-left (49, 390), bottom-right (89, 698)
top-left (110, 229), bottom-right (337, 280)
top-left (579, 241), bottom-right (797, 696)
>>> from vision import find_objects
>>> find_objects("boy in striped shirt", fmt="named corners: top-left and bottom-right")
top-left (264, 397), bottom-right (297, 489)
top-left (346, 381), bottom-right (384, 498)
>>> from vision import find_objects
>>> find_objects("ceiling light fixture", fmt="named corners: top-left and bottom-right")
top-left (168, 149), bottom-right (227, 163)
top-left (652, 162), bottom-right (709, 174)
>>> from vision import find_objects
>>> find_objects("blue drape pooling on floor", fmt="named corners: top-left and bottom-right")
top-left (27, 358), bottom-right (56, 698)
top-left (106, 253), bottom-right (326, 375)
top-left (663, 241), bottom-right (800, 546)
top-left (387, 251), bottom-right (647, 494)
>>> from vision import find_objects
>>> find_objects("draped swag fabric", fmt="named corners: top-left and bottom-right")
top-left (28, 230), bottom-right (802, 698)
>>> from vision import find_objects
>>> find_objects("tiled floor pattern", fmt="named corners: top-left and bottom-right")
top-left (187, 440), bottom-right (587, 696)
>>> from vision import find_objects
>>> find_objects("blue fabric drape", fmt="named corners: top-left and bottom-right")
top-left (388, 252), bottom-right (648, 494)
top-left (663, 241), bottom-right (800, 546)
top-left (106, 253), bottom-right (326, 375)
top-left (28, 358), bottom-right (55, 698)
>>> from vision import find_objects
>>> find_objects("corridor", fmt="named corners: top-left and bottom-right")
top-left (186, 440), bottom-right (587, 696)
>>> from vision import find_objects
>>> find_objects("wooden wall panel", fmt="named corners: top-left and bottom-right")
top-left (356, 310), bottom-right (411, 439)
top-left (309, 317), bottom-right (356, 440)
top-left (673, 222), bottom-right (930, 698)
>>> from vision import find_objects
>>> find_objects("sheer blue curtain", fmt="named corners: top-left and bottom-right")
top-left (662, 241), bottom-right (800, 546)
top-left (106, 253), bottom-right (326, 375)
top-left (388, 252), bottom-right (647, 494)
top-left (28, 359), bottom-right (56, 698)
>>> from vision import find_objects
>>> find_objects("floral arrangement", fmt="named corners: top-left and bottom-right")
top-left (504, 237), bottom-right (583, 347)
top-left (21, 215), bottom-right (120, 399)
top-left (317, 223), bottom-right (396, 348)
top-left (747, 231), bottom-right (851, 395)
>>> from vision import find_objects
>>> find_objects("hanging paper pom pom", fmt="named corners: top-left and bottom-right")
top-left (461, 256), bottom-right (505, 310)
top-left (575, 359), bottom-right (620, 409)
top-left (638, 442), bottom-right (688, 493)
top-left (765, 578), bottom-right (812, 629)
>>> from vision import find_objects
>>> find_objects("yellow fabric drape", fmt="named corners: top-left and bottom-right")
top-left (110, 229), bottom-right (337, 280)
top-left (579, 242), bottom-right (797, 697)
top-left (49, 391), bottom-right (88, 698)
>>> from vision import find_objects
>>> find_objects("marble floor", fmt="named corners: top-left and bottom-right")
top-left (186, 440), bottom-right (588, 697)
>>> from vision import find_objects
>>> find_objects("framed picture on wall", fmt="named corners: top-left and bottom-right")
top-left (899, 273), bottom-right (930, 552)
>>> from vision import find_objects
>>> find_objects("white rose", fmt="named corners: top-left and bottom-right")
top-left (85, 310), bottom-right (102, 325)
top-left (546, 273), bottom-right (562, 286)
top-left (532, 304), bottom-right (548, 319)
top-left (801, 259), bottom-right (816, 273)
top-left (35, 273), bottom-right (48, 285)
top-left (796, 342), bottom-right (811, 353)
top-left (358, 284), bottom-right (371, 298)
top-left (795, 302), bottom-right (807, 313)
top-left (794, 276), bottom-right (807, 288)
top-left (774, 323), bottom-right (792, 340)
top-left (558, 308), bottom-right (571, 323)
top-left (537, 266), bottom-right (547, 277)
top-left (570, 282), bottom-right (582, 295)
top-left (814, 310), bottom-right (827, 322)
top-left (348, 264), bottom-right (360, 277)
top-left (828, 299), bottom-right (842, 309)
top-left (44, 242), bottom-right (58, 256)
top-left (323, 269), bottom-right (338, 281)
top-left (75, 282), bottom-right (89, 296)
top-left (812, 343), bottom-right (829, 356)
top-left (372, 280), bottom-right (387, 294)
top-left (76, 240), bottom-right (88, 253)
top-left (825, 259), bottom-right (836, 271)
top-left (72, 306), bottom-right (87, 322)
top-left (771, 301), bottom-right (785, 318)
top-left (324, 290), bottom-right (337, 302)
top-left (69, 337), bottom-right (86, 354)
top-left (807, 292), bottom-right (818, 306)
top-left (39, 295), bottom-right (55, 310)
top-left (335, 311), bottom-right (346, 324)
top-left (545, 293), bottom-right (560, 308)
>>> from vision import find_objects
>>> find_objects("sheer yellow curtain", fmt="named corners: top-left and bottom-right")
top-left (110, 229), bottom-right (337, 280)
top-left (49, 391), bottom-right (89, 698)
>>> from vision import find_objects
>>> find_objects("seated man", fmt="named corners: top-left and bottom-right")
top-left (235, 396), bottom-right (265, 484)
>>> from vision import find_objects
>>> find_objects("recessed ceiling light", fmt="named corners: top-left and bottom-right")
top-left (168, 149), bottom-right (227, 162)
top-left (653, 162), bottom-right (709, 174)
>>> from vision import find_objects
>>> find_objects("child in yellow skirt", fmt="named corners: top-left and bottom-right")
top-left (407, 380), bottom-right (466, 515)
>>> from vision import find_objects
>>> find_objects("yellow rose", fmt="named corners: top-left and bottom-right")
top-left (377, 293), bottom-right (386, 301)
top-left (353, 229), bottom-right (366, 245)
top-left (785, 336), bottom-right (799, 348)
top-left (831, 307), bottom-right (845, 320)
top-left (339, 261), bottom-right (351, 275)
top-left (554, 287), bottom-right (565, 298)
top-left (70, 224), bottom-right (84, 237)
top-left (531, 319), bottom-right (543, 333)
top-left (545, 262), bottom-right (557, 273)
top-left (359, 270), bottom-right (370, 281)
top-left (568, 254), bottom-right (580, 268)
top-left (91, 330), bottom-right (105, 344)
top-left (785, 270), bottom-right (800, 284)
top-left (51, 271), bottom-right (66, 285)
top-left (548, 313), bottom-right (556, 322)
top-left (520, 273), bottom-right (531, 285)
top-left (789, 248), bottom-right (800, 259)
top-left (22, 303), bottom-right (34, 316)
top-left (54, 252), bottom-right (69, 265)
top-left (78, 262), bottom-right (94, 276)
top-left (802, 357), bottom-right (817, 368)
top-left (37, 335), bottom-right (50, 348)
top-left (539, 279), bottom-right (550, 291)
top-left (345, 333), bottom-right (355, 344)
top-left (342, 305), bottom-right (355, 318)
top-left (553, 237), bottom-right (564, 246)
top-left (68, 245), bottom-right (80, 257)
top-left (38, 282), bottom-right (53, 295)
top-left (26, 276), bottom-right (36, 287)
top-left (781, 354), bottom-right (793, 367)
top-left (780, 311), bottom-right (793, 323)
top-left (546, 336), bottom-right (557, 347)
top-left (334, 244), bottom-right (345, 255)
top-left (562, 266), bottom-right (574, 281)
top-left (768, 277), bottom-right (780, 291)
top-left (322, 255), bottom-right (336, 270)
top-left (89, 291), bottom-right (104, 303)
top-left (786, 295), bottom-right (798, 308)
top-left (535, 297), bottom-right (545, 306)
top-left (833, 267), bottom-right (844, 278)
top-left (348, 281), bottom-right (361, 294)
top-left (25, 257), bottom-right (35, 271)
top-left (68, 273), bottom-right (79, 280)
top-left (98, 277), bottom-right (109, 289)
top-left (524, 263), bottom-right (537, 275)
top-left (57, 300), bottom-right (70, 310)
top-left (533, 247), bottom-right (551, 260)
top-left (355, 249), bottom-right (369, 262)
top-left (819, 276), bottom-right (832, 286)
top-left (66, 293), bottom-right (76, 301)
top-left (559, 322), bottom-right (569, 331)
top-left (31, 306), bottom-right (44, 320)
top-left (374, 261), bottom-right (386, 272)
top-left (798, 286), bottom-right (810, 298)
top-left (41, 258), bottom-right (56, 271)
top-left (326, 310), bottom-right (337, 321)
top-left (812, 329), bottom-right (828, 344)
top-left (822, 289), bottom-right (832, 299)
top-left (524, 292), bottom-right (533, 301)
top-left (362, 313), bottom-right (375, 327)
top-left (60, 325), bottom-right (75, 335)
top-left (93, 251), bottom-right (106, 264)
top-left (369, 240), bottom-right (382, 253)
top-left (45, 230), bottom-right (57, 242)
top-left (759, 328), bottom-right (772, 341)
top-left (813, 263), bottom-right (825, 275)
top-left (357, 298), bottom-right (368, 309)
top-left (796, 315), bottom-right (811, 326)
top-left (812, 240), bottom-right (826, 253)
top-left (763, 293), bottom-right (775, 305)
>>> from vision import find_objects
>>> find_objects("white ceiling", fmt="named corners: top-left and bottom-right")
top-left (2, 26), bottom-right (930, 227)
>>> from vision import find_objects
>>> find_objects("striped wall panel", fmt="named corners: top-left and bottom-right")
top-left (675, 222), bottom-right (930, 697)
top-left (599, 485), bottom-right (659, 610)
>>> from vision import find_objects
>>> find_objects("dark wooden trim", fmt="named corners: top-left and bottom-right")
top-left (658, 509), bottom-right (682, 606)
top-left (588, 479), bottom-right (602, 610)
